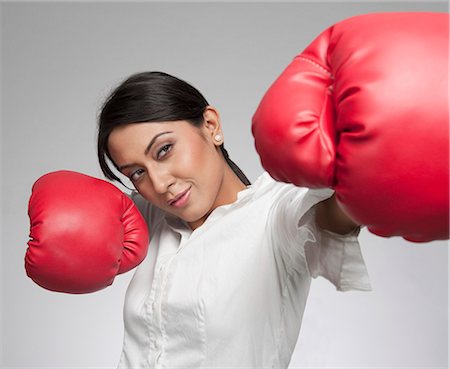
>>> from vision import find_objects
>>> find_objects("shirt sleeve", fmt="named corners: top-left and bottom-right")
top-left (270, 184), bottom-right (372, 292)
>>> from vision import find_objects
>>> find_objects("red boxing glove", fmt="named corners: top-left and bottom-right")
top-left (26, 170), bottom-right (149, 293)
top-left (252, 12), bottom-right (449, 242)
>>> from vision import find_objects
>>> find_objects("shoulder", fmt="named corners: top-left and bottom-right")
top-left (254, 171), bottom-right (309, 201)
top-left (256, 172), bottom-right (334, 201)
top-left (251, 171), bottom-right (295, 196)
top-left (255, 172), bottom-right (335, 224)
top-left (244, 172), bottom-right (312, 223)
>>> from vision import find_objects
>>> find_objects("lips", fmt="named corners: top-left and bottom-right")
top-left (168, 186), bottom-right (191, 205)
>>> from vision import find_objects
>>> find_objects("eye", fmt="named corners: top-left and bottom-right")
top-left (157, 144), bottom-right (172, 159)
top-left (129, 168), bottom-right (146, 183)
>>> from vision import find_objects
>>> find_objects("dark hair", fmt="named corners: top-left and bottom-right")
top-left (97, 71), bottom-right (251, 187)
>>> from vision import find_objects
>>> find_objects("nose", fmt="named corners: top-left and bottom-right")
top-left (147, 165), bottom-right (175, 194)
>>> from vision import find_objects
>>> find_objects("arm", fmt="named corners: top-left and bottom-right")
top-left (267, 181), bottom-right (371, 291)
top-left (315, 193), bottom-right (360, 235)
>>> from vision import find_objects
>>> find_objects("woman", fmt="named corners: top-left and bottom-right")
top-left (97, 71), bottom-right (371, 368)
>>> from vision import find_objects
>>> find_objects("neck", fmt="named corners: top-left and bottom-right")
top-left (187, 165), bottom-right (248, 231)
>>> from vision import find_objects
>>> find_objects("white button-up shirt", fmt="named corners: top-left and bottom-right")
top-left (118, 171), bottom-right (371, 368)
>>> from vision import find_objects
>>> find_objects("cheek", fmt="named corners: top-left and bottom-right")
top-left (178, 141), bottom-right (208, 171)
top-left (134, 183), bottom-right (158, 205)
top-left (188, 143), bottom-right (224, 193)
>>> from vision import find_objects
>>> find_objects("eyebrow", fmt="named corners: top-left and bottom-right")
top-left (118, 131), bottom-right (173, 171)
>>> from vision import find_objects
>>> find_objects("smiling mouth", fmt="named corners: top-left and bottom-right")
top-left (168, 186), bottom-right (191, 206)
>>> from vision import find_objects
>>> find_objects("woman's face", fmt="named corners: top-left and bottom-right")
top-left (107, 108), bottom-right (237, 230)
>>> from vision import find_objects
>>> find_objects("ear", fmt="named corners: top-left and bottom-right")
top-left (203, 106), bottom-right (223, 146)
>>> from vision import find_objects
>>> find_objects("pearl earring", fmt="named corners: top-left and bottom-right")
top-left (214, 134), bottom-right (222, 142)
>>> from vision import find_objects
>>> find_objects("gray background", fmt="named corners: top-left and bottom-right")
top-left (1, 1), bottom-right (449, 368)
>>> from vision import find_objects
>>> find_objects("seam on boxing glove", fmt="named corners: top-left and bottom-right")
top-left (295, 56), bottom-right (334, 79)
